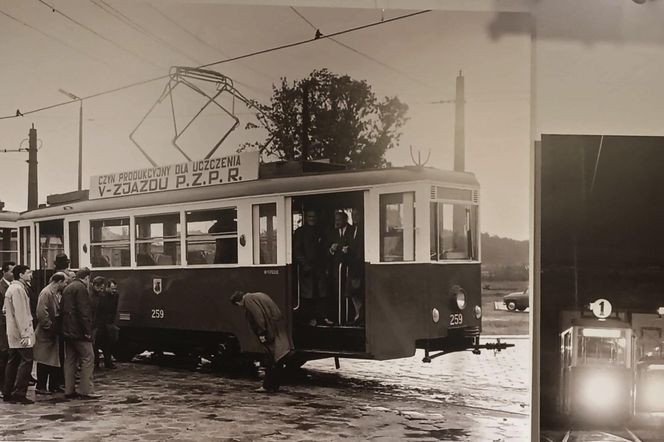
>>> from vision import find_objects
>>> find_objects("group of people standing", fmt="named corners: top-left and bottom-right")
top-left (0, 254), bottom-right (119, 404)
top-left (293, 208), bottom-right (364, 327)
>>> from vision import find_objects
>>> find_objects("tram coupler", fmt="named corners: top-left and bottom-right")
top-left (472, 337), bottom-right (514, 355)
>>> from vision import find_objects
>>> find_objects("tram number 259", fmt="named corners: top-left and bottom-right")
top-left (449, 313), bottom-right (463, 326)
top-left (151, 309), bottom-right (165, 319)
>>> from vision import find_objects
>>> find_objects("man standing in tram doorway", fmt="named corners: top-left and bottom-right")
top-left (328, 211), bottom-right (355, 324)
top-left (230, 290), bottom-right (293, 393)
top-left (293, 209), bottom-right (332, 326)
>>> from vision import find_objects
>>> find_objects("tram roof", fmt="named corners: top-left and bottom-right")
top-left (21, 166), bottom-right (478, 220)
top-left (0, 211), bottom-right (19, 222)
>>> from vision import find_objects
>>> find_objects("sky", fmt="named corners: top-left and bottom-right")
top-left (0, 1), bottom-right (530, 239)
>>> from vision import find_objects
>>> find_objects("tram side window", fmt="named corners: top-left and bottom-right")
top-left (379, 192), bottom-right (415, 262)
top-left (0, 227), bottom-right (18, 264)
top-left (135, 213), bottom-right (181, 266)
top-left (430, 202), bottom-right (478, 261)
top-left (252, 203), bottom-right (277, 265)
top-left (186, 208), bottom-right (237, 264)
top-left (39, 219), bottom-right (64, 269)
top-left (90, 218), bottom-right (130, 268)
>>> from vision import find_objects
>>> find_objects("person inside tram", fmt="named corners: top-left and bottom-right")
top-left (293, 209), bottom-right (333, 327)
top-left (209, 216), bottom-right (238, 264)
top-left (328, 210), bottom-right (355, 324)
top-left (346, 208), bottom-right (364, 325)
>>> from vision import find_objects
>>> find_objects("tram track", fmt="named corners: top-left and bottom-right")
top-left (561, 427), bottom-right (643, 442)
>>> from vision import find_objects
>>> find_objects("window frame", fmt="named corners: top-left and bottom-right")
top-left (134, 212), bottom-right (182, 267)
top-left (89, 216), bottom-right (132, 269)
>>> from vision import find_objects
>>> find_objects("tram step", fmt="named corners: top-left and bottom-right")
top-left (294, 324), bottom-right (365, 353)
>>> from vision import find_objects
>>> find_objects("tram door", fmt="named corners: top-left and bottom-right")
top-left (290, 191), bottom-right (366, 353)
top-left (36, 219), bottom-right (65, 289)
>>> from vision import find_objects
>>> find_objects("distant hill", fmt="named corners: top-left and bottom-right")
top-left (481, 233), bottom-right (528, 267)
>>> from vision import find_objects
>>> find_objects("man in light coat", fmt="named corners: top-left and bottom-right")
top-left (230, 290), bottom-right (294, 393)
top-left (34, 273), bottom-right (67, 394)
top-left (2, 264), bottom-right (35, 404)
top-left (61, 267), bottom-right (98, 400)
top-left (0, 261), bottom-right (15, 397)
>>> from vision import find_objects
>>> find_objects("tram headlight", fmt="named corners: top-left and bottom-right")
top-left (455, 292), bottom-right (466, 310)
top-left (474, 305), bottom-right (482, 319)
top-left (577, 370), bottom-right (624, 415)
top-left (432, 308), bottom-right (440, 323)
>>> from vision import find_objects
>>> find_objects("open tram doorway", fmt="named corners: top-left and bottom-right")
top-left (290, 191), bottom-right (366, 354)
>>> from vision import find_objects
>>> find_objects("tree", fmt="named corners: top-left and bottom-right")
top-left (242, 69), bottom-right (408, 169)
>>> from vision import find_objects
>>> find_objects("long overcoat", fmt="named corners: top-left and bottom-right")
top-left (3, 280), bottom-right (35, 349)
top-left (243, 292), bottom-right (293, 362)
top-left (0, 278), bottom-right (10, 352)
top-left (34, 282), bottom-right (62, 367)
top-left (293, 224), bottom-right (328, 299)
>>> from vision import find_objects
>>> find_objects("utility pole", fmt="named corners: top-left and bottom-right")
top-left (59, 88), bottom-right (83, 190)
top-left (27, 124), bottom-right (38, 211)
top-left (452, 70), bottom-right (467, 251)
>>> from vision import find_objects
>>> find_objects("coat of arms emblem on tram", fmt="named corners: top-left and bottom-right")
top-left (153, 278), bottom-right (162, 295)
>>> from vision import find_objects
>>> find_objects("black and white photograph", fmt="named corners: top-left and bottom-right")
top-left (537, 135), bottom-right (664, 442)
top-left (0, 1), bottom-right (532, 440)
top-left (533, 1), bottom-right (664, 441)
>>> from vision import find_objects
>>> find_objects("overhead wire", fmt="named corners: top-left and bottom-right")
top-left (36, 0), bottom-right (163, 69)
top-left (0, 8), bottom-right (118, 73)
top-left (89, 0), bottom-right (202, 66)
top-left (90, 0), bottom-right (267, 97)
top-left (1, 9), bottom-right (431, 120)
top-left (144, 1), bottom-right (273, 82)
top-left (290, 7), bottom-right (434, 90)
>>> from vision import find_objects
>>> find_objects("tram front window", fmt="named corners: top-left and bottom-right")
top-left (430, 202), bottom-right (477, 261)
top-left (578, 331), bottom-right (627, 366)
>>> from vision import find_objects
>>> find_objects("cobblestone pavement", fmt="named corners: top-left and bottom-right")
top-left (0, 338), bottom-right (528, 441)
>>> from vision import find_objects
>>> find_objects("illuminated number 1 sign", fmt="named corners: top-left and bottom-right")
top-left (590, 298), bottom-right (612, 319)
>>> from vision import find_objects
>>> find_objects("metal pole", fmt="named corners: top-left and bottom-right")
top-left (78, 99), bottom-right (83, 191)
top-left (27, 124), bottom-right (38, 211)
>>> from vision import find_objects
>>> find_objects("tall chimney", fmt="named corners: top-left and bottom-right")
top-left (27, 124), bottom-right (38, 211)
top-left (454, 70), bottom-right (465, 172)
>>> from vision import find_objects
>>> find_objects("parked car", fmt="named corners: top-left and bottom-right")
top-left (503, 288), bottom-right (528, 311)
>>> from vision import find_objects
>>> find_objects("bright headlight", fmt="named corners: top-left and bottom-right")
top-left (474, 305), bottom-right (482, 319)
top-left (456, 292), bottom-right (466, 310)
top-left (578, 370), bottom-right (622, 414)
top-left (641, 376), bottom-right (664, 410)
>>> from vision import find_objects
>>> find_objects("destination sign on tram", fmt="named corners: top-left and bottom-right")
top-left (89, 151), bottom-right (259, 199)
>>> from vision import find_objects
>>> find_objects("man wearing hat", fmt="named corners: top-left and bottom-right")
top-left (230, 290), bottom-right (293, 392)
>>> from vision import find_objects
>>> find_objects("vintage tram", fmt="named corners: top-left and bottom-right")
top-left (11, 153), bottom-right (500, 365)
top-left (559, 317), bottom-right (634, 423)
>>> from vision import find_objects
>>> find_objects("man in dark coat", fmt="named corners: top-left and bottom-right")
top-left (328, 211), bottom-right (356, 324)
top-left (0, 261), bottom-right (15, 396)
top-left (293, 210), bottom-right (331, 326)
top-left (230, 290), bottom-right (293, 393)
top-left (61, 267), bottom-right (98, 399)
top-left (346, 208), bottom-right (365, 325)
top-left (94, 278), bottom-right (118, 369)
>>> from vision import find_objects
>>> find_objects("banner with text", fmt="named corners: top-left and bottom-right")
top-left (89, 151), bottom-right (259, 199)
